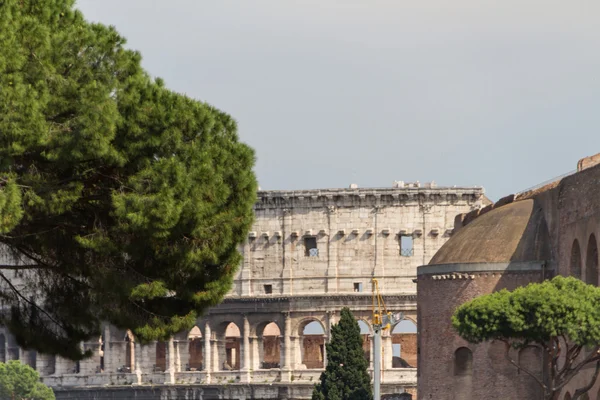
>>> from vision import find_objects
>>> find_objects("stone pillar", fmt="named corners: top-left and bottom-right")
top-left (166, 337), bottom-right (175, 384)
top-left (204, 322), bottom-right (212, 383)
top-left (282, 312), bottom-right (292, 381)
top-left (251, 336), bottom-right (261, 370)
top-left (240, 240), bottom-right (251, 296)
top-left (134, 342), bottom-right (143, 384)
top-left (282, 209), bottom-right (293, 295)
top-left (102, 325), bottom-right (112, 373)
top-left (369, 334), bottom-right (374, 371)
top-left (241, 315), bottom-right (251, 382)
top-left (383, 334), bottom-right (393, 374)
top-left (325, 205), bottom-right (337, 293)
top-left (174, 340), bottom-right (181, 372)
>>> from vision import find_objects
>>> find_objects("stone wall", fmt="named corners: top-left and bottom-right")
top-left (0, 183), bottom-right (486, 399)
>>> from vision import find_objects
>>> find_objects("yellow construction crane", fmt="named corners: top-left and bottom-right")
top-left (372, 278), bottom-right (403, 400)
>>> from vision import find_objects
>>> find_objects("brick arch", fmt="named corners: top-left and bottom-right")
top-left (454, 347), bottom-right (473, 376)
top-left (259, 322), bottom-right (281, 369)
top-left (295, 317), bottom-right (326, 337)
top-left (586, 234), bottom-right (598, 285)
top-left (255, 320), bottom-right (282, 337)
top-left (209, 316), bottom-right (244, 337)
top-left (357, 319), bottom-right (372, 335)
top-left (187, 325), bottom-right (203, 371)
top-left (297, 318), bottom-right (325, 369)
top-left (570, 239), bottom-right (582, 279)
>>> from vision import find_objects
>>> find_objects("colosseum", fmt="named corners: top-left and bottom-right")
top-left (417, 153), bottom-right (600, 400)
top-left (0, 182), bottom-right (487, 399)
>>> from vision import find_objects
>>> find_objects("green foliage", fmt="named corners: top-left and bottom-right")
top-left (312, 308), bottom-right (372, 400)
top-left (0, 0), bottom-right (256, 359)
top-left (452, 276), bottom-right (600, 347)
top-left (453, 276), bottom-right (600, 399)
top-left (0, 361), bottom-right (55, 400)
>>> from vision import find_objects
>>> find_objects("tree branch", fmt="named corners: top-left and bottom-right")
top-left (553, 347), bottom-right (600, 393)
top-left (573, 361), bottom-right (600, 400)
top-left (501, 340), bottom-right (547, 391)
top-left (0, 264), bottom-right (43, 270)
top-left (0, 271), bottom-right (70, 335)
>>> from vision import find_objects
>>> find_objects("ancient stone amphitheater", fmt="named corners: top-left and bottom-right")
top-left (0, 182), bottom-right (487, 400)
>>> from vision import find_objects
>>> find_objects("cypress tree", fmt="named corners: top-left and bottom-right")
top-left (0, 0), bottom-right (257, 359)
top-left (312, 307), bottom-right (373, 400)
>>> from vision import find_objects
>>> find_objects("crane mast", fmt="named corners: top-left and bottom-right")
top-left (372, 278), bottom-right (403, 400)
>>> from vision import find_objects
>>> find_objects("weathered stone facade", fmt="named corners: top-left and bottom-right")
top-left (0, 183), bottom-right (487, 399)
top-left (417, 153), bottom-right (600, 400)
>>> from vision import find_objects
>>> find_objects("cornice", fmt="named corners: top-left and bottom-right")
top-left (254, 187), bottom-right (485, 210)
top-left (221, 294), bottom-right (417, 303)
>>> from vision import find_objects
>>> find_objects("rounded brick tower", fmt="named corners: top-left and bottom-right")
top-left (416, 199), bottom-right (552, 400)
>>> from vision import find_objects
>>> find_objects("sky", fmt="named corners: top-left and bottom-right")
top-left (76, 0), bottom-right (600, 201)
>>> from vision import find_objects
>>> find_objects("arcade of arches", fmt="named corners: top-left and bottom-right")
top-left (0, 313), bottom-right (418, 382)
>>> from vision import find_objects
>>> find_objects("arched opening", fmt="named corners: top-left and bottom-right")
top-left (221, 323), bottom-right (240, 370)
top-left (0, 334), bottom-right (5, 363)
top-left (571, 239), bottom-right (582, 279)
top-left (187, 326), bottom-right (203, 371)
top-left (6, 334), bottom-right (19, 361)
top-left (564, 392), bottom-right (571, 400)
top-left (357, 320), bottom-right (371, 362)
top-left (392, 320), bottom-right (417, 368)
top-left (454, 347), bottom-right (473, 376)
top-left (586, 234), bottom-right (598, 285)
top-left (26, 350), bottom-right (37, 370)
top-left (155, 341), bottom-right (167, 372)
top-left (261, 322), bottom-right (281, 369)
top-left (124, 331), bottom-right (134, 372)
top-left (99, 333), bottom-right (105, 372)
top-left (43, 355), bottom-right (56, 376)
top-left (301, 320), bottom-right (325, 369)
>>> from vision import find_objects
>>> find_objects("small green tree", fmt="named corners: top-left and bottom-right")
top-left (312, 307), bottom-right (372, 400)
top-left (0, 361), bottom-right (55, 400)
top-left (452, 276), bottom-right (600, 400)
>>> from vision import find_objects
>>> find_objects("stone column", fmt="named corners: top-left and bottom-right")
top-left (240, 240), bottom-right (252, 296)
top-left (204, 322), bottom-right (212, 383)
top-left (383, 334), bottom-right (393, 374)
top-left (134, 342), bottom-right (143, 384)
top-left (251, 336), bottom-right (261, 370)
top-left (282, 209), bottom-right (293, 295)
top-left (282, 312), bottom-right (292, 381)
top-left (325, 205), bottom-right (337, 293)
top-left (175, 340), bottom-right (182, 372)
top-left (241, 315), bottom-right (251, 382)
top-left (166, 337), bottom-right (175, 384)
top-left (369, 334), bottom-right (374, 371)
top-left (102, 325), bottom-right (112, 374)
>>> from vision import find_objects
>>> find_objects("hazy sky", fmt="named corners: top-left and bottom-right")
top-left (76, 0), bottom-right (600, 201)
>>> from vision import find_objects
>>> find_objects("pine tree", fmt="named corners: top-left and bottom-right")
top-left (312, 307), bottom-right (373, 400)
top-left (0, 361), bottom-right (55, 400)
top-left (0, 0), bottom-right (257, 359)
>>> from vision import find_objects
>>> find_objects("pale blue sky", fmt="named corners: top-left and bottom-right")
top-left (76, 0), bottom-right (600, 201)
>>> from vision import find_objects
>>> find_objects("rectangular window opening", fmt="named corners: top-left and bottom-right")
top-left (400, 235), bottom-right (414, 257)
top-left (304, 237), bottom-right (318, 257)
top-left (354, 282), bottom-right (363, 292)
top-left (264, 284), bottom-right (273, 294)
